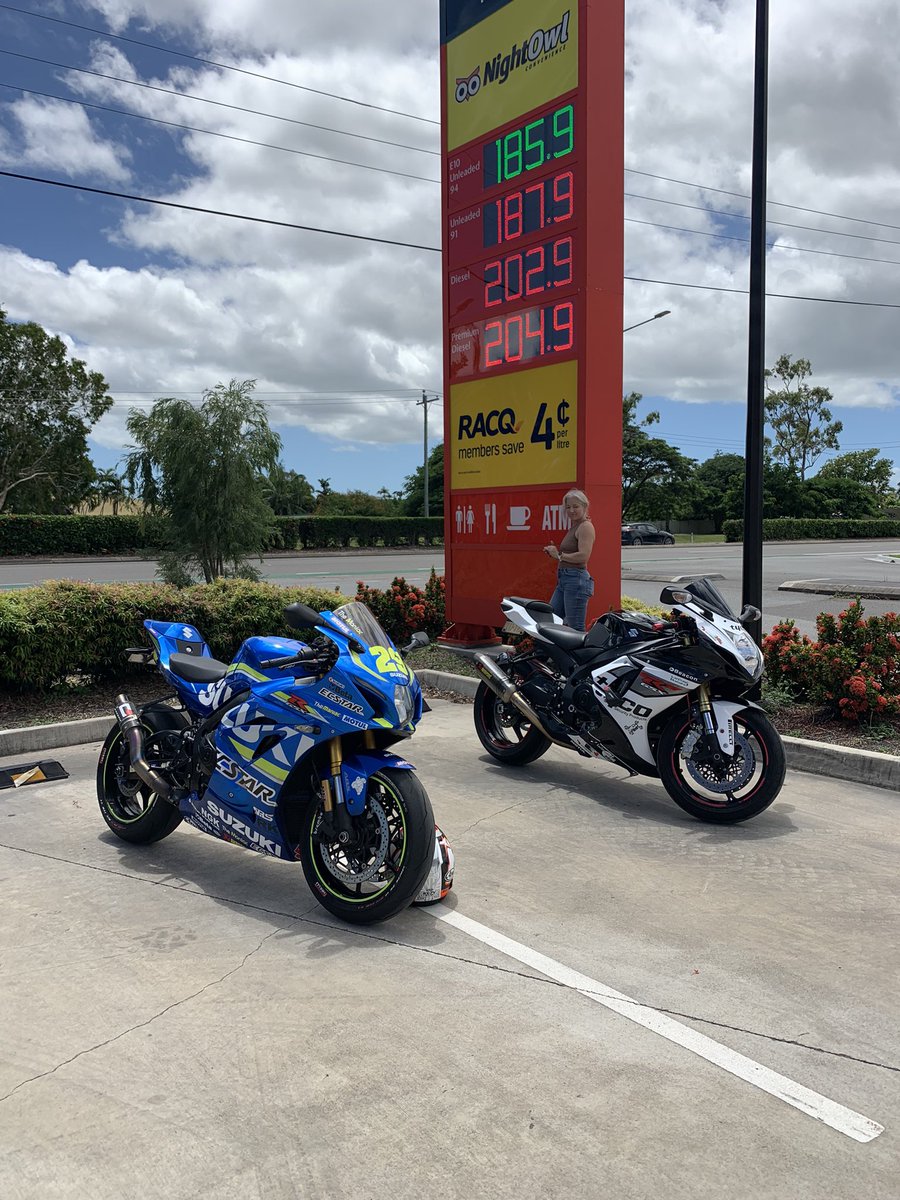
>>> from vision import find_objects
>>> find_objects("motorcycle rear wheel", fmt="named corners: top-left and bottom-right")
top-left (473, 681), bottom-right (552, 766)
top-left (300, 768), bottom-right (435, 924)
top-left (658, 707), bottom-right (785, 823)
top-left (96, 711), bottom-right (185, 844)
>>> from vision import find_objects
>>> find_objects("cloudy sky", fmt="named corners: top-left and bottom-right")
top-left (1, 0), bottom-right (898, 494)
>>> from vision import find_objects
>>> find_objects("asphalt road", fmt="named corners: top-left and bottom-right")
top-left (1, 701), bottom-right (897, 1198)
top-left (2, 540), bottom-right (898, 636)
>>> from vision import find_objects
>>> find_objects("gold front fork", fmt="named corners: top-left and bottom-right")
top-left (321, 736), bottom-right (344, 814)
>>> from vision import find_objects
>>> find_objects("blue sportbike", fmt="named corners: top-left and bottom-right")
top-left (97, 600), bottom-right (450, 924)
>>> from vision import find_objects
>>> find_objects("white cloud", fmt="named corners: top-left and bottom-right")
top-left (0, 0), bottom-right (896, 480)
top-left (1, 95), bottom-right (131, 181)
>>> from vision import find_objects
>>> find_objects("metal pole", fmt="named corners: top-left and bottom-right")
top-left (742, 0), bottom-right (768, 650)
top-left (423, 390), bottom-right (430, 518)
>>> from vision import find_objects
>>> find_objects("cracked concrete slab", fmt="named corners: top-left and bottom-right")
top-left (0, 704), bottom-right (898, 1198)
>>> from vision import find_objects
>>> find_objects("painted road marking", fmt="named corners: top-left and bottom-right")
top-left (432, 908), bottom-right (883, 1144)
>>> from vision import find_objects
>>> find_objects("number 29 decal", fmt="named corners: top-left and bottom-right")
top-left (370, 645), bottom-right (410, 678)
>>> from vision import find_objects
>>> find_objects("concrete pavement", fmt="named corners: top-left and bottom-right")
top-left (1, 702), bottom-right (898, 1198)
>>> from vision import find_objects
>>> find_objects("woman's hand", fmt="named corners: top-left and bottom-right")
top-left (544, 544), bottom-right (560, 560)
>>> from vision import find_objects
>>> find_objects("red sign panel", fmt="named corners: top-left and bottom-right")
top-left (440, 0), bottom-right (624, 634)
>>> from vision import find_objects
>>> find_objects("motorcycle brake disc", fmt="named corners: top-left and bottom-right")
top-left (319, 796), bottom-right (390, 885)
top-left (683, 727), bottom-right (755, 794)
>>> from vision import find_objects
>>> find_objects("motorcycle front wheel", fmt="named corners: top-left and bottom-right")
top-left (657, 706), bottom-right (786, 823)
top-left (473, 681), bottom-right (552, 766)
top-left (299, 768), bottom-right (435, 924)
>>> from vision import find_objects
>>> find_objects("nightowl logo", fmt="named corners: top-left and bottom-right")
top-left (454, 9), bottom-right (571, 103)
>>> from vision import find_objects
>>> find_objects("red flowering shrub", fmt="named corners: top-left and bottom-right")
top-left (354, 570), bottom-right (446, 643)
top-left (763, 599), bottom-right (900, 722)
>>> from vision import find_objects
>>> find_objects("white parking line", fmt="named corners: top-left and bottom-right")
top-left (432, 908), bottom-right (884, 1144)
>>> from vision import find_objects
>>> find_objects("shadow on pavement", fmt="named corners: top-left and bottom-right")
top-left (473, 753), bottom-right (800, 842)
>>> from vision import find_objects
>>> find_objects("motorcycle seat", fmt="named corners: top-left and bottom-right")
top-left (536, 622), bottom-right (587, 652)
top-left (168, 652), bottom-right (229, 683)
top-left (506, 597), bottom-right (557, 618)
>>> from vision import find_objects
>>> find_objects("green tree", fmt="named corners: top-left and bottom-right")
top-left (815, 449), bottom-right (895, 501)
top-left (262, 464), bottom-right (315, 514)
top-left (805, 475), bottom-right (879, 518)
top-left (85, 468), bottom-right (130, 515)
top-left (693, 452), bottom-right (746, 532)
top-left (621, 393), bottom-right (697, 517)
top-left (316, 488), bottom-right (402, 516)
top-left (402, 442), bottom-right (445, 516)
top-left (125, 379), bottom-right (280, 584)
top-left (0, 307), bottom-right (112, 512)
top-left (765, 354), bottom-right (842, 481)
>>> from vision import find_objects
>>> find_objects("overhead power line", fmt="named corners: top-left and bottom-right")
top-left (0, 169), bottom-right (439, 252)
top-left (0, 49), bottom-right (439, 156)
top-left (6, 82), bottom-right (897, 265)
top-left (0, 1), bottom-right (439, 125)
top-left (625, 168), bottom-right (900, 234)
top-left (626, 217), bottom-right (900, 269)
top-left (0, 82), bottom-right (439, 185)
top-left (5, 169), bottom-right (900, 309)
top-left (626, 191), bottom-right (900, 249)
top-left (2, 5), bottom-right (895, 238)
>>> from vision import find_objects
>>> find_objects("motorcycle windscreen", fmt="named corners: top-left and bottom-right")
top-left (684, 578), bottom-right (737, 620)
top-left (331, 601), bottom-right (396, 649)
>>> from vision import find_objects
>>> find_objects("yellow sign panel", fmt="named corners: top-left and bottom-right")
top-left (446, 0), bottom-right (578, 151)
top-left (450, 358), bottom-right (577, 488)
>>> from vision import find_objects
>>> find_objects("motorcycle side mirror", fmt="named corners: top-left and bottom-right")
top-left (284, 601), bottom-right (365, 654)
top-left (659, 586), bottom-right (692, 607)
top-left (400, 630), bottom-right (430, 654)
top-left (284, 602), bottom-right (323, 629)
top-left (739, 604), bottom-right (761, 627)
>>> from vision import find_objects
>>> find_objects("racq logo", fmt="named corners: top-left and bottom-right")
top-left (458, 408), bottom-right (521, 439)
top-left (455, 9), bottom-right (571, 103)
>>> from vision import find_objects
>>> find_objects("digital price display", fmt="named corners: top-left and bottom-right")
top-left (441, 1), bottom-right (624, 636)
top-left (482, 102), bottom-right (574, 188)
top-left (449, 300), bottom-right (574, 380)
top-left (482, 169), bottom-right (574, 247)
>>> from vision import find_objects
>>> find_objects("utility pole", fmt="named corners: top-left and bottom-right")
top-left (417, 390), bottom-right (438, 517)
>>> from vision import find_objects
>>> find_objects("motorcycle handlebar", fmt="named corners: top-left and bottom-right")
top-left (260, 650), bottom-right (317, 669)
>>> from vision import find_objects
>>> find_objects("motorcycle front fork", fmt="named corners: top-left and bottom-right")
top-left (319, 732), bottom-right (377, 842)
top-left (694, 686), bottom-right (732, 760)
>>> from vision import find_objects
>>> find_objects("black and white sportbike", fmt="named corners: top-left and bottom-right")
top-left (473, 579), bottom-right (786, 824)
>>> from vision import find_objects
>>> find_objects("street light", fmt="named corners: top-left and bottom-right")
top-left (623, 309), bottom-right (671, 333)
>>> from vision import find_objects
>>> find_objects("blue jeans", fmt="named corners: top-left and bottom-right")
top-left (550, 566), bottom-right (594, 630)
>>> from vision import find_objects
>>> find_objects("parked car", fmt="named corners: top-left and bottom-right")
top-left (621, 522), bottom-right (675, 546)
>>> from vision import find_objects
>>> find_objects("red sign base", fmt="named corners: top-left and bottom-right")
top-left (437, 622), bottom-right (502, 648)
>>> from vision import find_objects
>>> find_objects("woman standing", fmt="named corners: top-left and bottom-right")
top-left (543, 489), bottom-right (595, 630)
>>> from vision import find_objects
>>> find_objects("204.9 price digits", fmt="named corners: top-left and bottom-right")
top-left (482, 301), bottom-right (574, 370)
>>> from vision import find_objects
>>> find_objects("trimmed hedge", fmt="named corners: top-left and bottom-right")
top-left (0, 578), bottom-right (350, 692)
top-left (722, 518), bottom-right (900, 542)
top-left (267, 516), bottom-right (444, 550)
top-left (0, 514), bottom-right (444, 556)
top-left (0, 514), bottom-right (169, 556)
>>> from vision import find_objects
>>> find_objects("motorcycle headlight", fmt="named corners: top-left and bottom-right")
top-left (393, 684), bottom-right (415, 725)
top-left (730, 629), bottom-right (762, 674)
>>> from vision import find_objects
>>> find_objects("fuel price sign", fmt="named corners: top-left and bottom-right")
top-left (440, 0), bottom-right (624, 637)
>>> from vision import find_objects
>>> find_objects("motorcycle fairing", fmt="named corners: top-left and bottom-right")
top-left (339, 750), bottom-right (416, 816)
top-left (180, 790), bottom-right (290, 859)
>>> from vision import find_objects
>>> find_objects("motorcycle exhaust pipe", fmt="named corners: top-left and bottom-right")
top-left (473, 654), bottom-right (566, 746)
top-left (114, 695), bottom-right (172, 802)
